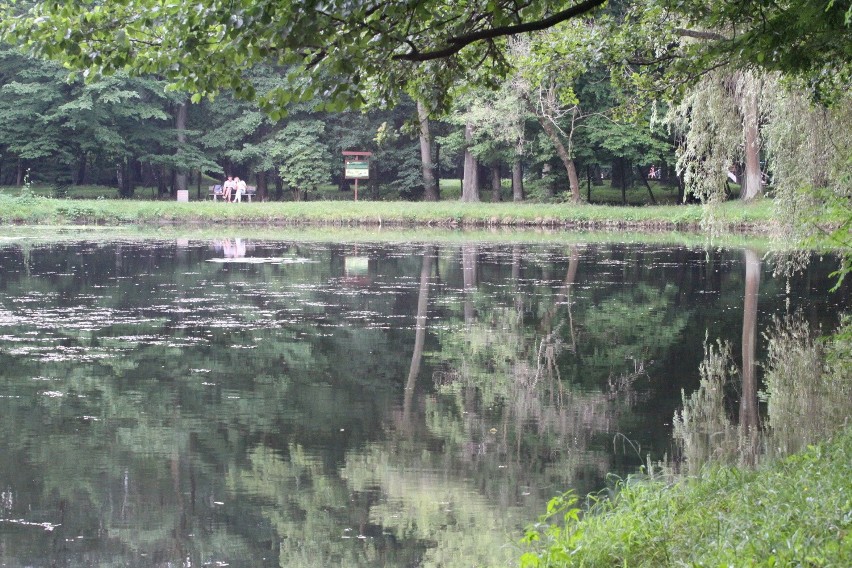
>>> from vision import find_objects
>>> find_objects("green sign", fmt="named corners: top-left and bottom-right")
top-left (345, 161), bottom-right (370, 179)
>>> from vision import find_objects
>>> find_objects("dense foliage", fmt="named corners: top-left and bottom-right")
top-left (521, 424), bottom-right (852, 566)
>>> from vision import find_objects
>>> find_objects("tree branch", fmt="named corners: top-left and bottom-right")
top-left (393, 0), bottom-right (606, 62)
top-left (675, 28), bottom-right (729, 41)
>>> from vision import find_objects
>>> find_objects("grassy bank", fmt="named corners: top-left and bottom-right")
top-left (0, 193), bottom-right (777, 233)
top-left (0, 178), bottom-right (697, 205)
top-left (520, 426), bottom-right (852, 567)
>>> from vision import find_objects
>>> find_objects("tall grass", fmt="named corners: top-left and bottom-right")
top-left (520, 425), bottom-right (852, 567)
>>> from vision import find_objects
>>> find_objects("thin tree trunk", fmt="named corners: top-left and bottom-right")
top-left (536, 116), bottom-right (581, 202)
top-left (417, 100), bottom-right (439, 201)
top-left (567, 159), bottom-right (580, 199)
top-left (490, 163), bottom-right (502, 202)
top-left (174, 101), bottom-right (187, 193)
top-left (542, 162), bottom-right (554, 199)
top-left (586, 165), bottom-right (592, 202)
top-left (435, 142), bottom-right (441, 198)
top-left (512, 155), bottom-right (524, 201)
top-left (461, 123), bottom-right (480, 202)
top-left (256, 170), bottom-right (268, 201)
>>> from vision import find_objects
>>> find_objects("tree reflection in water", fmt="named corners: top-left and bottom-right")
top-left (672, 249), bottom-right (851, 475)
top-left (0, 239), bottom-right (847, 566)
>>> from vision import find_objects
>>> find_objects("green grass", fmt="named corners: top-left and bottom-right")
top-left (3, 179), bottom-right (713, 205)
top-left (0, 186), bottom-right (777, 234)
top-left (521, 426), bottom-right (852, 567)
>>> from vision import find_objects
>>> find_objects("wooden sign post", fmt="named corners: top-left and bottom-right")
top-left (343, 151), bottom-right (372, 201)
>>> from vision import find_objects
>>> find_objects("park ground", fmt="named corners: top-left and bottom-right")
top-left (0, 180), bottom-right (779, 234)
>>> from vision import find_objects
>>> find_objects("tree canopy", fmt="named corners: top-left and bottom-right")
top-left (0, 0), bottom-right (607, 114)
top-left (3, 1), bottom-right (850, 114)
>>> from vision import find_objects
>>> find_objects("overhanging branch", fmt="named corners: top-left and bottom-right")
top-left (676, 28), bottom-right (729, 41)
top-left (393, 0), bottom-right (606, 62)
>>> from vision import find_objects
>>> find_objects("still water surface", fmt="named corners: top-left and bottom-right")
top-left (0, 238), bottom-right (847, 567)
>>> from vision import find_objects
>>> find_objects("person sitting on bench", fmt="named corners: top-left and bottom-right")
top-left (234, 177), bottom-right (247, 203)
top-left (222, 176), bottom-right (235, 202)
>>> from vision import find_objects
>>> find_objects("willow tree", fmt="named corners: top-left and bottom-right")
top-left (616, 1), bottom-right (852, 204)
top-left (666, 69), bottom-right (765, 204)
top-left (762, 81), bottom-right (852, 279)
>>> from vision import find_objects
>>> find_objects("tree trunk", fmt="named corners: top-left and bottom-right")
top-left (461, 123), bottom-right (480, 202)
top-left (16, 159), bottom-right (24, 186)
top-left (369, 161), bottom-right (379, 199)
top-left (542, 162), bottom-right (554, 199)
top-left (256, 170), bottom-right (268, 201)
top-left (536, 116), bottom-right (581, 202)
top-left (612, 158), bottom-right (628, 205)
top-left (174, 101), bottom-right (188, 193)
top-left (76, 153), bottom-right (87, 185)
top-left (586, 165), bottom-right (592, 202)
top-left (490, 163), bottom-right (502, 202)
top-left (740, 83), bottom-right (762, 202)
top-left (512, 156), bottom-right (524, 201)
top-left (417, 100), bottom-right (439, 201)
top-left (567, 158), bottom-right (580, 200)
top-left (435, 142), bottom-right (441, 198)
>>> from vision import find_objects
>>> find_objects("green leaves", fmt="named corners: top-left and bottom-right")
top-left (0, 0), bottom-right (609, 114)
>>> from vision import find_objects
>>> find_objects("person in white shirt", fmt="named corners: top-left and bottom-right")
top-left (234, 177), bottom-right (247, 203)
top-left (222, 175), bottom-right (235, 202)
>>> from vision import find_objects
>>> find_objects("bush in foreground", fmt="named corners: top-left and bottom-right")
top-left (521, 427), bottom-right (852, 567)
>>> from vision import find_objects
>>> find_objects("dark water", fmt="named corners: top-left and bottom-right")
top-left (0, 238), bottom-right (847, 567)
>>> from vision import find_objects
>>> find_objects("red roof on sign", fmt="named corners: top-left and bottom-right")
top-left (342, 151), bottom-right (373, 156)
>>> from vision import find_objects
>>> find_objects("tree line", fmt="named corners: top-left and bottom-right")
top-left (0, 43), bottom-right (674, 204)
top-left (0, 0), bottom-right (849, 218)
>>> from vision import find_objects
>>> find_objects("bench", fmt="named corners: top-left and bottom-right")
top-left (208, 184), bottom-right (257, 201)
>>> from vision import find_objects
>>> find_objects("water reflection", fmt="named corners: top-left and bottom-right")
top-left (672, 248), bottom-right (850, 475)
top-left (0, 238), bottom-right (847, 566)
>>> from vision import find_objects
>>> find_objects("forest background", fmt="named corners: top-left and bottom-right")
top-left (0, 0), bottom-right (847, 238)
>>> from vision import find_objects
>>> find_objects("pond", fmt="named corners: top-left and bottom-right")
top-left (0, 236), bottom-right (848, 567)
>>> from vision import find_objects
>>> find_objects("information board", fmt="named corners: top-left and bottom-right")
top-left (344, 161), bottom-right (370, 179)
